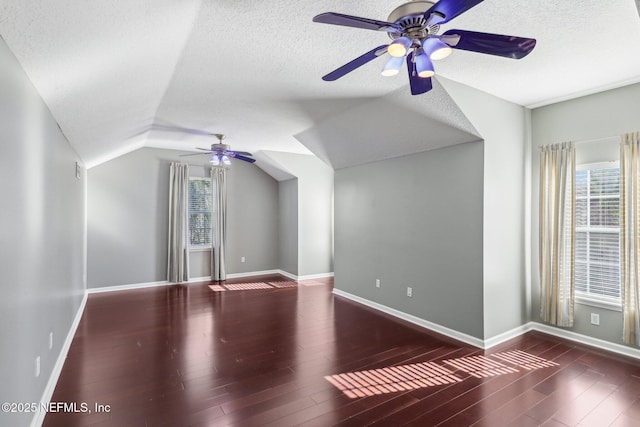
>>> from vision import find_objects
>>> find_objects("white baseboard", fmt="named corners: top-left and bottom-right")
top-left (331, 289), bottom-right (640, 360)
top-left (332, 288), bottom-right (485, 349)
top-left (226, 269), bottom-right (280, 279)
top-left (484, 323), bottom-right (534, 349)
top-left (297, 272), bottom-right (335, 280)
top-left (87, 280), bottom-right (170, 294)
top-left (277, 269), bottom-right (298, 280)
top-left (228, 269), bottom-right (334, 280)
top-left (277, 270), bottom-right (334, 281)
top-left (189, 270), bottom-right (293, 282)
top-left (31, 291), bottom-right (88, 427)
top-left (187, 276), bottom-right (213, 283)
top-left (529, 321), bottom-right (640, 361)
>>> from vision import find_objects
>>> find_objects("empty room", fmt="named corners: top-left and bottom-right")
top-left (3, 0), bottom-right (640, 426)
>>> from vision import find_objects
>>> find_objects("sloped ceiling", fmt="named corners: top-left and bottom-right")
top-left (252, 152), bottom-right (297, 182)
top-left (295, 78), bottom-right (480, 169)
top-left (0, 0), bottom-right (203, 166)
top-left (1, 0), bottom-right (640, 169)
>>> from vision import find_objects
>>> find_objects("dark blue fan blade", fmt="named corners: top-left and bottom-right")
top-left (424, 0), bottom-right (484, 24)
top-left (323, 45), bottom-right (388, 81)
top-left (313, 12), bottom-right (402, 33)
top-left (406, 53), bottom-right (433, 96)
top-left (231, 151), bottom-right (253, 156)
top-left (227, 151), bottom-right (255, 162)
top-left (443, 29), bottom-right (536, 59)
top-left (232, 154), bottom-right (256, 163)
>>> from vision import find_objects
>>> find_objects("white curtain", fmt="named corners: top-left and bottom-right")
top-left (539, 142), bottom-right (575, 327)
top-left (167, 162), bottom-right (190, 283)
top-left (621, 132), bottom-right (640, 346)
top-left (211, 166), bottom-right (227, 281)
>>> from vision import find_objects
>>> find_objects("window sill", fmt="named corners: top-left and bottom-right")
top-left (189, 247), bottom-right (212, 252)
top-left (575, 296), bottom-right (622, 312)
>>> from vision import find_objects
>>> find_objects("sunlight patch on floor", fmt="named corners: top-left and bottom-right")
top-left (325, 362), bottom-right (462, 398)
top-left (444, 355), bottom-right (519, 378)
top-left (208, 281), bottom-right (299, 292)
top-left (327, 350), bottom-right (560, 398)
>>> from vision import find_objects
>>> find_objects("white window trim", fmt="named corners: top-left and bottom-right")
top-left (575, 160), bottom-right (622, 311)
top-left (575, 294), bottom-right (622, 312)
top-left (188, 176), bottom-right (212, 249)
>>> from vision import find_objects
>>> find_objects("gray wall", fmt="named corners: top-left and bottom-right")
top-left (334, 142), bottom-right (485, 339)
top-left (87, 147), bottom-right (279, 288)
top-left (440, 76), bottom-right (529, 339)
top-left (0, 38), bottom-right (86, 426)
top-left (226, 159), bottom-right (279, 274)
top-left (278, 178), bottom-right (298, 275)
top-left (258, 151), bottom-right (334, 276)
top-left (292, 154), bottom-right (333, 276)
top-left (531, 82), bottom-right (640, 346)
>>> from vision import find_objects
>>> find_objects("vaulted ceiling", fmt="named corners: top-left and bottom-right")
top-left (1, 0), bottom-right (639, 170)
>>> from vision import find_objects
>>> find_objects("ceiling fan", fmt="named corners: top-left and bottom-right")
top-left (313, 0), bottom-right (536, 95)
top-left (180, 134), bottom-right (256, 165)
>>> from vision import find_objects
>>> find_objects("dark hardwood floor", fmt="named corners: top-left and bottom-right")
top-left (44, 274), bottom-right (640, 426)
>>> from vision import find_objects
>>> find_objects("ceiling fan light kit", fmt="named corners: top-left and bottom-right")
top-left (388, 36), bottom-right (412, 57)
top-left (415, 50), bottom-right (435, 78)
top-left (381, 56), bottom-right (405, 76)
top-left (210, 153), bottom-right (232, 166)
top-left (313, 0), bottom-right (536, 95)
top-left (422, 37), bottom-right (452, 60)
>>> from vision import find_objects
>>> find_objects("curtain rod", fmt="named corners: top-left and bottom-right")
top-left (538, 134), bottom-right (620, 149)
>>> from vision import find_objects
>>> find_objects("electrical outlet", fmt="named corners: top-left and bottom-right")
top-left (375, 279), bottom-right (381, 288)
top-left (35, 356), bottom-right (40, 377)
top-left (241, 256), bottom-right (245, 263)
top-left (590, 313), bottom-right (600, 326)
top-left (407, 287), bottom-right (413, 297)
top-left (49, 332), bottom-right (53, 350)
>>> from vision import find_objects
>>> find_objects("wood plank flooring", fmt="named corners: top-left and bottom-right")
top-left (43, 274), bottom-right (640, 426)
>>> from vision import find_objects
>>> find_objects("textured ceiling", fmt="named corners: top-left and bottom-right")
top-left (1, 0), bottom-right (640, 169)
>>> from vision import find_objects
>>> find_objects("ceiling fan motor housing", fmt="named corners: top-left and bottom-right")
top-left (387, 1), bottom-right (440, 41)
top-left (211, 143), bottom-right (231, 152)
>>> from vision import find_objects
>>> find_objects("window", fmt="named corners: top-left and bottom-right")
top-left (575, 163), bottom-right (621, 306)
top-left (188, 177), bottom-right (212, 247)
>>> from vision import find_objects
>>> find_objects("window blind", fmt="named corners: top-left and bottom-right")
top-left (575, 165), bottom-right (620, 301)
top-left (188, 177), bottom-right (212, 247)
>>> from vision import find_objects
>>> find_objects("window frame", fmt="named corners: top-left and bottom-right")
top-left (574, 161), bottom-right (622, 311)
top-left (188, 176), bottom-right (213, 250)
